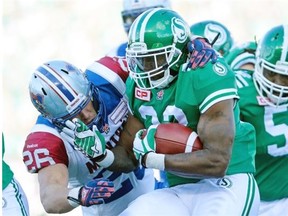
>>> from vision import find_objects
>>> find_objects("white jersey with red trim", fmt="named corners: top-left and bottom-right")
top-left (23, 56), bottom-right (155, 216)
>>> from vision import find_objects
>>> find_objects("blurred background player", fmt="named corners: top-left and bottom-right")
top-left (107, 0), bottom-right (171, 57)
top-left (235, 24), bottom-right (288, 216)
top-left (2, 133), bottom-right (30, 216)
top-left (190, 19), bottom-right (234, 57)
top-left (225, 40), bottom-right (257, 71)
top-left (120, 8), bottom-right (259, 215)
top-left (23, 57), bottom-right (155, 215)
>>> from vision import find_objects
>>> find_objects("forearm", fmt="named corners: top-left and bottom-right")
top-left (38, 164), bottom-right (75, 213)
top-left (103, 113), bottom-right (142, 172)
top-left (107, 146), bottom-right (139, 172)
top-left (144, 146), bottom-right (230, 178)
top-left (164, 149), bottom-right (230, 177)
top-left (40, 184), bottom-right (75, 213)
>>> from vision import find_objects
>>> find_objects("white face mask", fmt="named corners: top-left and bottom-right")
top-left (254, 58), bottom-right (288, 108)
top-left (150, 72), bottom-right (176, 89)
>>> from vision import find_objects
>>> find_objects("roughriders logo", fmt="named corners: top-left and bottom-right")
top-left (171, 17), bottom-right (189, 43)
top-left (213, 62), bottom-right (227, 76)
top-left (217, 177), bottom-right (232, 188)
top-left (204, 23), bottom-right (227, 49)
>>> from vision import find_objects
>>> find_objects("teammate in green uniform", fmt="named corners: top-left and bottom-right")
top-left (225, 41), bottom-right (257, 70)
top-left (190, 20), bottom-right (234, 57)
top-left (2, 133), bottom-right (30, 215)
top-left (119, 8), bottom-right (259, 216)
top-left (235, 24), bottom-right (288, 216)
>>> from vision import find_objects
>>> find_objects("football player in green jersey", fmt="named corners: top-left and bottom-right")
top-left (119, 8), bottom-right (259, 216)
top-left (235, 24), bottom-right (288, 216)
top-left (2, 133), bottom-right (30, 215)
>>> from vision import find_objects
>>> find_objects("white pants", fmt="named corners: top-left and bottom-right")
top-left (2, 178), bottom-right (30, 216)
top-left (259, 198), bottom-right (288, 216)
top-left (120, 173), bottom-right (260, 216)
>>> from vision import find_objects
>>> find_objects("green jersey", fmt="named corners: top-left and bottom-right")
top-left (236, 70), bottom-right (288, 201)
top-left (126, 58), bottom-right (256, 187)
top-left (2, 133), bottom-right (14, 190)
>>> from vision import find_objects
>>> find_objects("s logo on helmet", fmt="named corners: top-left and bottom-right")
top-left (205, 24), bottom-right (227, 47)
top-left (171, 17), bottom-right (188, 43)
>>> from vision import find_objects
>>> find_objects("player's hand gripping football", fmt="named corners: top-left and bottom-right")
top-left (67, 178), bottom-right (115, 207)
top-left (186, 37), bottom-right (218, 70)
top-left (60, 118), bottom-right (106, 159)
top-left (133, 125), bottom-right (158, 161)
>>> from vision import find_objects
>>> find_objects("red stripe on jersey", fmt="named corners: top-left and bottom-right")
top-left (23, 132), bottom-right (69, 173)
top-left (97, 56), bottom-right (129, 82)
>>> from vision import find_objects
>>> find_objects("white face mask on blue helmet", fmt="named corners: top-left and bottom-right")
top-left (29, 60), bottom-right (107, 130)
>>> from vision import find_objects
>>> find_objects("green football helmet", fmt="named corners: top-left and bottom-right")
top-left (126, 8), bottom-right (191, 90)
top-left (225, 41), bottom-right (257, 70)
top-left (254, 24), bottom-right (288, 107)
top-left (190, 20), bottom-right (234, 57)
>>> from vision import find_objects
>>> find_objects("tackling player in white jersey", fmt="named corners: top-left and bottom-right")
top-left (23, 56), bottom-right (155, 216)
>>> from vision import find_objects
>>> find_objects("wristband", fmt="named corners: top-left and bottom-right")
top-left (145, 152), bottom-right (165, 171)
top-left (67, 187), bottom-right (81, 208)
top-left (96, 149), bottom-right (115, 168)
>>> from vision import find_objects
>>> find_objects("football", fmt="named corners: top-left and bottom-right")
top-left (145, 123), bottom-right (203, 154)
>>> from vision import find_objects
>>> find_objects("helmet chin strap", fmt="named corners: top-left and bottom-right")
top-left (88, 85), bottom-right (108, 132)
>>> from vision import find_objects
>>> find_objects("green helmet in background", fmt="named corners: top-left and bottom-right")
top-left (225, 41), bottom-right (257, 70)
top-left (254, 24), bottom-right (288, 107)
top-left (190, 20), bottom-right (234, 57)
top-left (126, 8), bottom-right (191, 90)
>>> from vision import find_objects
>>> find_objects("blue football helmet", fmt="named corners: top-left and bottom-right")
top-left (29, 60), bottom-right (105, 129)
top-left (121, 0), bottom-right (171, 34)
